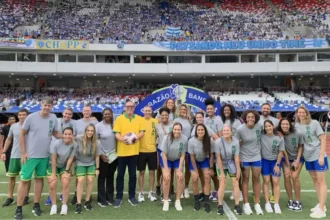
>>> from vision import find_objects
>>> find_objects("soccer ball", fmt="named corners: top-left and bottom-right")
top-left (124, 132), bottom-right (137, 144)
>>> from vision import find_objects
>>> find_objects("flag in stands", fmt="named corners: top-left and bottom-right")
top-left (166, 27), bottom-right (180, 37)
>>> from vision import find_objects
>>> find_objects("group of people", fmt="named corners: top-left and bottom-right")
top-left (0, 96), bottom-right (328, 219)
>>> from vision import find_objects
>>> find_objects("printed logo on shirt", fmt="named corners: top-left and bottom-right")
top-left (272, 140), bottom-right (278, 155)
top-left (48, 120), bottom-right (54, 137)
top-left (306, 126), bottom-right (312, 143)
top-left (151, 122), bottom-right (156, 136)
top-left (178, 142), bottom-right (183, 156)
top-left (292, 137), bottom-right (297, 152)
top-left (232, 145), bottom-right (236, 156)
top-left (256, 129), bottom-right (261, 145)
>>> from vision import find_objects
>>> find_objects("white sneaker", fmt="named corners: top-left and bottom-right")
top-left (254, 203), bottom-right (264, 215)
top-left (184, 188), bottom-right (190, 198)
top-left (148, 192), bottom-right (157, 202)
top-left (230, 192), bottom-right (234, 200)
top-left (138, 192), bottom-right (145, 202)
top-left (310, 209), bottom-right (326, 218)
top-left (60, 205), bottom-right (68, 215)
top-left (311, 204), bottom-right (327, 212)
top-left (175, 200), bottom-right (183, 211)
top-left (243, 203), bottom-right (253, 215)
top-left (274, 204), bottom-right (282, 214)
top-left (163, 200), bottom-right (169, 211)
top-left (239, 191), bottom-right (243, 201)
top-left (6, 173), bottom-right (9, 177)
top-left (50, 204), bottom-right (57, 215)
top-left (265, 202), bottom-right (274, 213)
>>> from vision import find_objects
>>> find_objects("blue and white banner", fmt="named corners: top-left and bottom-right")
top-left (166, 27), bottom-right (181, 37)
top-left (153, 38), bottom-right (328, 51)
top-left (0, 38), bottom-right (35, 48)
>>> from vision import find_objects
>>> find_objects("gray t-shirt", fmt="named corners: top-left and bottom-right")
top-left (214, 137), bottom-right (240, 169)
top-left (173, 117), bottom-right (192, 139)
top-left (295, 120), bottom-right (325, 161)
top-left (75, 118), bottom-right (98, 135)
top-left (235, 123), bottom-right (262, 162)
top-left (259, 116), bottom-right (279, 128)
top-left (75, 136), bottom-right (102, 166)
top-left (156, 111), bottom-right (174, 121)
top-left (283, 131), bottom-right (304, 160)
top-left (50, 139), bottom-right (78, 168)
top-left (8, 123), bottom-right (24, 159)
top-left (261, 134), bottom-right (285, 161)
top-left (204, 116), bottom-right (223, 134)
top-left (51, 118), bottom-right (77, 144)
top-left (191, 124), bottom-right (215, 138)
top-left (188, 137), bottom-right (210, 162)
top-left (160, 134), bottom-right (188, 161)
top-left (96, 121), bottom-right (116, 154)
top-left (22, 112), bottom-right (59, 158)
top-left (156, 122), bottom-right (173, 147)
top-left (223, 118), bottom-right (242, 136)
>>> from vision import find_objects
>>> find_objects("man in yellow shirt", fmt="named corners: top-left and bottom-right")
top-left (137, 106), bottom-right (158, 202)
top-left (113, 101), bottom-right (145, 207)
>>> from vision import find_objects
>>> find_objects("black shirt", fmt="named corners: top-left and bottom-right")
top-left (0, 124), bottom-right (13, 149)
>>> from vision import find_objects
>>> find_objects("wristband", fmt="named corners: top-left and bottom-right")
top-left (96, 168), bottom-right (100, 170)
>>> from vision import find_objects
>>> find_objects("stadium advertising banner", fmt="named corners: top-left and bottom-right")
top-left (153, 38), bottom-right (327, 51)
top-left (36, 40), bottom-right (89, 50)
top-left (0, 38), bottom-right (35, 48)
top-left (134, 84), bottom-right (221, 116)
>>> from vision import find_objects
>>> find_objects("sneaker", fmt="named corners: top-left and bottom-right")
top-left (23, 196), bottom-right (29, 206)
top-left (50, 204), bottom-right (57, 215)
top-left (310, 209), bottom-right (326, 218)
top-left (243, 203), bottom-right (253, 215)
top-left (2, 197), bottom-right (14, 207)
top-left (217, 205), bottom-right (224, 215)
top-left (138, 192), bottom-right (145, 202)
top-left (274, 203), bottom-right (282, 214)
top-left (113, 199), bottom-right (122, 208)
top-left (45, 196), bottom-right (52, 206)
top-left (239, 191), bottom-right (243, 201)
top-left (107, 200), bottom-right (114, 206)
top-left (175, 200), bottom-right (183, 211)
top-left (311, 204), bottom-right (327, 212)
top-left (59, 194), bottom-right (63, 201)
top-left (230, 192), bottom-right (234, 200)
top-left (162, 200), bottom-right (169, 211)
top-left (270, 194), bottom-right (275, 204)
top-left (209, 191), bottom-right (218, 202)
top-left (254, 203), bottom-right (264, 215)
top-left (156, 186), bottom-right (161, 197)
top-left (204, 202), bottom-right (211, 213)
top-left (148, 192), bottom-right (157, 202)
top-left (70, 194), bottom-right (77, 205)
top-left (161, 195), bottom-right (172, 203)
top-left (60, 204), bottom-right (68, 215)
top-left (184, 188), bottom-right (190, 198)
top-left (32, 203), bottom-right (42, 216)
top-left (288, 200), bottom-right (294, 210)
top-left (84, 200), bottom-right (92, 211)
top-left (234, 205), bottom-right (243, 215)
top-left (294, 201), bottom-right (302, 212)
top-left (128, 198), bottom-right (138, 206)
top-left (194, 201), bottom-right (200, 211)
top-left (265, 202), bottom-right (274, 213)
top-left (6, 172), bottom-right (8, 177)
top-left (75, 204), bottom-right (82, 214)
top-left (98, 201), bottom-right (108, 207)
top-left (14, 208), bottom-right (23, 220)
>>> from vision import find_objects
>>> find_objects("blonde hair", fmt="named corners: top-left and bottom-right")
top-left (82, 124), bottom-right (97, 157)
top-left (176, 104), bottom-right (191, 119)
top-left (222, 124), bottom-right (233, 137)
top-left (295, 106), bottom-right (312, 124)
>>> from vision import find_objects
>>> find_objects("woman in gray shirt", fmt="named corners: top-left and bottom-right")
top-left (260, 120), bottom-right (285, 214)
top-left (294, 106), bottom-right (327, 219)
top-left (156, 98), bottom-right (176, 122)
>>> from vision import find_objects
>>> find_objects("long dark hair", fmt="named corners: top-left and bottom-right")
top-left (262, 120), bottom-right (276, 134)
top-left (277, 118), bottom-right (295, 135)
top-left (102, 108), bottom-right (113, 127)
top-left (169, 122), bottom-right (182, 143)
top-left (194, 124), bottom-right (210, 154)
top-left (220, 103), bottom-right (237, 124)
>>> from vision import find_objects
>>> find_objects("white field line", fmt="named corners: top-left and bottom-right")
top-left (223, 201), bottom-right (238, 220)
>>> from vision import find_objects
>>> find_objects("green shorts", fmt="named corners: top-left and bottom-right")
top-left (216, 168), bottom-right (236, 178)
top-left (8, 158), bottom-right (21, 177)
top-left (76, 165), bottom-right (95, 177)
top-left (20, 158), bottom-right (49, 181)
top-left (46, 165), bottom-right (66, 177)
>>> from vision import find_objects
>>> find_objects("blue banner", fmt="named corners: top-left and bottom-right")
top-left (153, 38), bottom-right (327, 51)
top-left (134, 84), bottom-right (220, 116)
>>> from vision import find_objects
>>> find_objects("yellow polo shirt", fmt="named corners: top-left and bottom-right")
top-left (113, 113), bottom-right (145, 157)
top-left (140, 118), bottom-right (158, 153)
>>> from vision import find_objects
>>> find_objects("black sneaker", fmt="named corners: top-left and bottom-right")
top-left (75, 204), bottom-right (82, 214)
top-left (204, 203), bottom-right (211, 213)
top-left (234, 205), bottom-right (243, 215)
top-left (128, 198), bottom-right (138, 206)
top-left (14, 208), bottom-right (23, 220)
top-left (107, 200), bottom-right (114, 206)
top-left (32, 204), bottom-right (42, 216)
top-left (2, 197), bottom-right (14, 207)
top-left (71, 194), bottom-right (77, 205)
top-left (113, 199), bottom-right (122, 208)
top-left (287, 200), bottom-right (294, 210)
top-left (23, 196), bottom-right (29, 206)
top-left (156, 186), bottom-right (161, 197)
top-left (217, 205), bottom-right (224, 215)
top-left (84, 200), bottom-right (93, 210)
top-left (294, 201), bottom-right (302, 212)
top-left (194, 201), bottom-right (200, 211)
top-left (98, 201), bottom-right (108, 208)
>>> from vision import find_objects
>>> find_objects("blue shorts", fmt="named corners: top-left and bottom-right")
top-left (305, 157), bottom-right (329, 172)
top-left (157, 148), bottom-right (162, 158)
top-left (241, 160), bottom-right (262, 168)
top-left (261, 159), bottom-right (281, 177)
top-left (281, 157), bottom-right (304, 164)
top-left (188, 155), bottom-right (209, 171)
top-left (159, 155), bottom-right (180, 169)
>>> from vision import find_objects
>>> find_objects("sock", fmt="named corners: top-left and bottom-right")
top-left (34, 203), bottom-right (39, 206)
top-left (194, 194), bottom-right (199, 202)
top-left (204, 194), bottom-right (210, 203)
top-left (16, 206), bottom-right (22, 211)
top-left (156, 186), bottom-right (160, 190)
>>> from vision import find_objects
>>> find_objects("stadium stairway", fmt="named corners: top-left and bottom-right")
top-left (265, 0), bottom-right (279, 12)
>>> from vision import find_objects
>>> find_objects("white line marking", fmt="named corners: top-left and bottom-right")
top-left (0, 182), bottom-right (20, 184)
top-left (223, 201), bottom-right (238, 220)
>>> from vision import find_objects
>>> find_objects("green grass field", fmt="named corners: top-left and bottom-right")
top-left (0, 163), bottom-right (329, 220)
